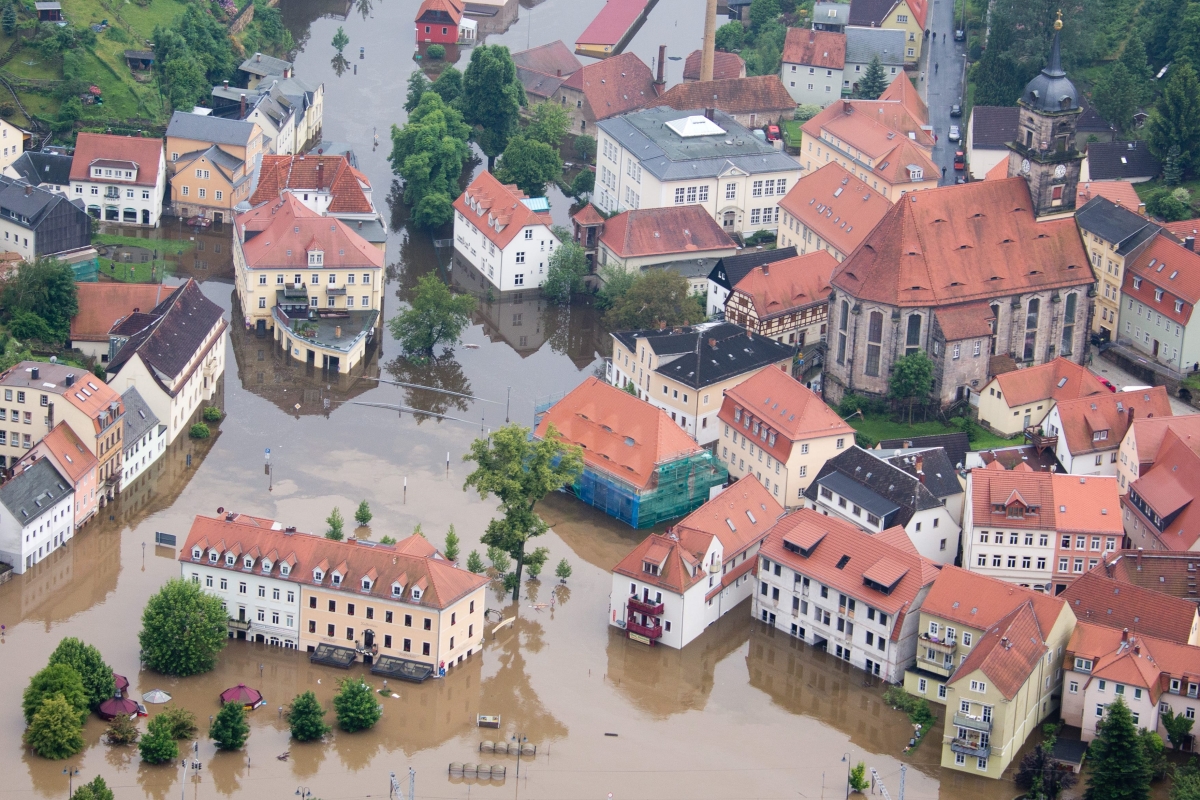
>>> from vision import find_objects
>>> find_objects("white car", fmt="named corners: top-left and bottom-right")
top-left (948, 125), bottom-right (961, 141)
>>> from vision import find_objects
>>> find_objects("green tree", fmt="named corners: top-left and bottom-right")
top-left (555, 558), bottom-right (572, 582)
top-left (156, 705), bottom-right (198, 739)
top-left (748, 0), bottom-right (781, 31)
top-left (23, 664), bottom-right (88, 725)
top-left (854, 55), bottom-right (889, 99)
top-left (1163, 707), bottom-right (1195, 751)
top-left (138, 717), bottom-right (179, 764)
top-left (1175, 761), bottom-right (1200, 800)
top-left (596, 265), bottom-right (636, 310)
top-left (287, 691), bottom-right (330, 742)
top-left (1140, 728), bottom-right (1171, 782)
top-left (24, 695), bottom-right (84, 760)
top-left (9, 310), bottom-right (55, 343)
top-left (744, 21), bottom-right (786, 76)
top-left (466, 550), bottom-right (485, 573)
top-left (1015, 742), bottom-right (1078, 800)
top-left (541, 240), bottom-right (588, 304)
top-left (848, 762), bottom-right (869, 792)
top-left (1172, 3), bottom-right (1200, 69)
top-left (105, 715), bottom-right (140, 745)
top-left (1147, 62), bottom-right (1200, 178)
top-left (2, 5), bottom-right (16, 36)
top-left (570, 169), bottom-right (595, 198)
top-left (388, 274), bottom-right (477, 358)
top-left (526, 101), bottom-right (571, 148)
top-left (463, 424), bottom-right (585, 599)
top-left (715, 21), bottom-right (744, 52)
top-left (794, 103), bottom-right (822, 122)
top-left (331, 25), bottom-right (349, 53)
top-left (48, 637), bottom-right (114, 712)
top-left (0, 256), bottom-right (77, 341)
top-left (354, 501), bottom-right (372, 526)
top-left (1086, 697), bottom-right (1152, 800)
top-left (444, 525), bottom-right (460, 562)
top-left (431, 65), bottom-right (463, 106)
top-left (1119, 30), bottom-right (1154, 103)
top-left (1164, 145), bottom-right (1185, 185)
top-left (388, 92), bottom-right (472, 227)
top-left (1094, 62), bottom-right (1140, 134)
top-left (487, 545), bottom-right (512, 574)
top-left (605, 269), bottom-right (706, 330)
top-left (326, 507), bottom-right (345, 540)
top-left (427, 43), bottom-right (446, 59)
top-left (404, 71), bottom-right (432, 113)
top-left (524, 546), bottom-right (549, 579)
top-left (71, 777), bottom-right (114, 800)
top-left (889, 351), bottom-right (935, 424)
top-left (494, 135), bottom-right (562, 197)
top-left (574, 134), bottom-right (597, 162)
top-left (379, 535), bottom-right (397, 545)
top-left (138, 577), bottom-right (228, 677)
top-left (333, 678), bottom-right (381, 732)
top-left (209, 702), bottom-right (249, 750)
top-left (461, 44), bottom-right (525, 168)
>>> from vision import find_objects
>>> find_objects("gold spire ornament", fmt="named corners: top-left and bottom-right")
top-left (1055, 9), bottom-right (1063, 30)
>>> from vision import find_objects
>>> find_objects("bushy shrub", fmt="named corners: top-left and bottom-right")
top-left (202, 406), bottom-right (222, 422)
top-left (426, 43), bottom-right (445, 59)
top-left (188, 423), bottom-right (210, 439)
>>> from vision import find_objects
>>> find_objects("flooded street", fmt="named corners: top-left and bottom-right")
top-left (0, 3), bottom-right (1053, 799)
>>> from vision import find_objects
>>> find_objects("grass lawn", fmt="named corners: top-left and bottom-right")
top-left (4, 49), bottom-right (61, 80)
top-left (94, 233), bottom-right (194, 254)
top-left (98, 257), bottom-right (174, 283)
top-left (850, 414), bottom-right (1020, 451)
top-left (782, 119), bottom-right (802, 146)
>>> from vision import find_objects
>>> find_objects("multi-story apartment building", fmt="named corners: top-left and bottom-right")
top-left (1118, 230), bottom-right (1200, 372)
top-left (0, 174), bottom-right (92, 264)
top-left (0, 458), bottom-right (73, 574)
top-left (723, 251), bottom-right (836, 346)
top-left (10, 421), bottom-right (97, 530)
top-left (847, 0), bottom-right (928, 63)
top-left (775, 163), bottom-right (893, 262)
top-left (1044, 387), bottom-right (1172, 476)
top-left (68, 133), bottom-right (165, 226)
top-left (1116, 413), bottom-right (1200, 494)
top-left (1121, 425), bottom-right (1200, 552)
top-left (1075, 195), bottom-right (1160, 341)
top-left (780, 28), bottom-right (846, 107)
top-left (119, 387), bottom-right (165, 488)
top-left (975, 357), bottom-right (1108, 437)
top-left (754, 508), bottom-right (940, 681)
top-left (452, 171), bottom-right (558, 292)
top-left (1061, 570), bottom-right (1200, 645)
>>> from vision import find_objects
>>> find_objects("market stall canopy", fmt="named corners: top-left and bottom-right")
top-left (98, 696), bottom-right (139, 720)
top-left (219, 684), bottom-right (264, 707)
top-left (142, 689), bottom-right (171, 704)
top-left (112, 673), bottom-right (129, 694)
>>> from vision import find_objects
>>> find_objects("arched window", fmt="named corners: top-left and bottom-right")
top-left (989, 304), bottom-right (1001, 354)
top-left (836, 300), bottom-right (849, 365)
top-left (865, 311), bottom-right (884, 376)
top-left (1061, 293), bottom-right (1077, 357)
top-left (905, 314), bottom-right (922, 355)
top-left (1023, 299), bottom-right (1040, 361)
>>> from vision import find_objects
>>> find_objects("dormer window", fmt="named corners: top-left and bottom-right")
top-left (1133, 277), bottom-right (1142, 290)
top-left (261, 560), bottom-right (272, 574)
top-left (192, 547), bottom-right (202, 560)
top-left (280, 565), bottom-right (289, 576)
top-left (331, 573), bottom-right (342, 586)
top-left (643, 561), bottom-right (660, 576)
top-left (1093, 429), bottom-right (1108, 441)
top-left (243, 556), bottom-right (254, 569)
top-left (908, 167), bottom-right (923, 181)
top-left (225, 554), bottom-right (235, 566)
top-left (1155, 289), bottom-right (1164, 302)
top-left (1176, 300), bottom-right (1184, 313)
top-left (411, 587), bottom-right (422, 601)
top-left (209, 550), bottom-right (219, 563)
top-left (308, 250), bottom-right (323, 267)
top-left (391, 583), bottom-right (402, 597)
top-left (733, 408), bottom-right (742, 422)
top-left (361, 578), bottom-right (372, 591)
top-left (313, 569), bottom-right (324, 582)
top-left (1006, 504), bottom-right (1024, 519)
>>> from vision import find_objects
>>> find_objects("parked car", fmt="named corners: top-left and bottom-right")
top-left (956, 176), bottom-right (967, 184)
top-left (765, 124), bottom-right (781, 142)
top-left (950, 104), bottom-right (962, 117)
top-left (1096, 378), bottom-right (1117, 393)
top-left (953, 150), bottom-right (965, 170)
top-left (949, 124), bottom-right (961, 141)
top-left (954, 29), bottom-right (965, 41)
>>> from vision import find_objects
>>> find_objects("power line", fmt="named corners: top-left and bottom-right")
top-left (366, 376), bottom-right (502, 405)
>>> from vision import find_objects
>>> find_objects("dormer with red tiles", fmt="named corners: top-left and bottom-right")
top-left (452, 170), bottom-right (556, 292)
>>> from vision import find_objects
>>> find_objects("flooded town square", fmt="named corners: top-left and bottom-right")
top-left (0, 2), bottom-right (1162, 800)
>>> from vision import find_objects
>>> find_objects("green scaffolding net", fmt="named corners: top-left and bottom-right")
top-left (571, 451), bottom-right (729, 529)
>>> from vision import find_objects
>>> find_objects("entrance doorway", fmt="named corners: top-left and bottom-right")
top-left (322, 354), bottom-right (340, 371)
top-left (760, 609), bottom-right (776, 625)
top-left (1153, 339), bottom-right (1160, 357)
top-left (723, 211), bottom-right (736, 229)
top-left (306, 349), bottom-right (315, 366)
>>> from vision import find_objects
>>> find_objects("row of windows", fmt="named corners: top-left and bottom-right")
top-left (976, 553), bottom-right (1048, 570)
top-left (179, 186), bottom-right (223, 201)
top-left (75, 186), bottom-right (152, 200)
top-left (266, 273), bottom-right (374, 285)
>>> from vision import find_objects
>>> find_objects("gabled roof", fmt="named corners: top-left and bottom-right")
top-left (511, 41), bottom-right (583, 79)
top-left (804, 96), bottom-right (935, 151)
top-left (1126, 429), bottom-right (1200, 551)
top-left (0, 361), bottom-right (122, 432)
top-left (1086, 140), bottom-right (1161, 181)
top-left (452, 171), bottom-right (552, 251)
top-left (969, 106), bottom-right (1019, 149)
top-left (920, 564), bottom-right (1067, 634)
top-left (1123, 415), bottom-right (1200, 473)
top-left (0, 458), bottom-right (71, 526)
top-left (1075, 195), bottom-right (1160, 253)
top-left (803, 445), bottom-right (945, 528)
top-left (1068, 621), bottom-right (1200, 701)
top-left (933, 302), bottom-right (994, 341)
top-left (69, 133), bottom-right (162, 188)
top-left (682, 49), bottom-right (745, 81)
top-left (989, 357), bottom-right (1108, 408)
top-left (572, 203), bottom-right (605, 226)
top-left (27, 421), bottom-right (96, 484)
top-left (952, 602), bottom-right (1048, 700)
top-left (1161, 219), bottom-right (1200, 244)
top-left (877, 71), bottom-right (927, 125)
top-left (843, 26), bottom-right (907, 66)
top-left (831, 178), bottom-right (1093, 308)
top-left (654, 75), bottom-right (796, 118)
top-left (776, 163), bottom-right (893, 257)
top-left (708, 247), bottom-right (799, 292)
top-left (1123, 230), bottom-right (1200, 326)
top-left (1052, 474), bottom-right (1122, 535)
top-left (535, 377), bottom-right (703, 490)
top-left (1102, 549), bottom-right (1200, 602)
top-left (880, 447), bottom-right (962, 499)
top-left (781, 28), bottom-right (846, 69)
top-left (1076, 181), bottom-right (1145, 214)
top-left (237, 193), bottom-right (385, 270)
top-left (251, 154), bottom-right (373, 214)
top-left (612, 531), bottom-right (706, 594)
top-left (106, 280), bottom-right (227, 388)
top-left (719, 368), bottom-right (854, 463)
top-left (0, 174), bottom-right (85, 232)
top-left (121, 386), bottom-right (160, 444)
top-left (415, 0), bottom-right (463, 25)
top-left (240, 52), bottom-right (292, 78)
top-left (646, 322), bottom-right (795, 390)
top-left (562, 52), bottom-right (659, 121)
top-left (730, 250), bottom-right (837, 317)
top-left (1053, 387), bottom-right (1172, 456)
top-left (670, 476), bottom-right (784, 559)
top-left (1061, 571), bottom-right (1198, 644)
top-left (7, 151), bottom-right (72, 187)
top-left (166, 112), bottom-right (259, 149)
top-left (848, 0), bottom-right (927, 27)
top-left (599, 206), bottom-right (736, 259)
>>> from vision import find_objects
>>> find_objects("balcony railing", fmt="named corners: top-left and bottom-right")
top-left (1024, 426), bottom-right (1058, 453)
top-left (227, 618), bottom-right (252, 632)
top-left (628, 596), bottom-right (664, 616)
top-left (949, 738), bottom-right (991, 758)
top-left (626, 620), bottom-right (662, 639)
top-left (953, 713), bottom-right (993, 733)
top-left (916, 654), bottom-right (955, 677)
top-left (326, 286), bottom-right (347, 296)
top-left (920, 633), bottom-right (958, 654)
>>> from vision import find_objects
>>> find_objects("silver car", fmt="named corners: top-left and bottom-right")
top-left (948, 124), bottom-right (961, 141)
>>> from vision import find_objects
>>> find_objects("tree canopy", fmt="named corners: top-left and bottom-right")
top-left (404, 71), bottom-right (432, 113)
top-left (461, 45), bottom-right (525, 165)
top-left (604, 269), bottom-right (706, 330)
top-left (48, 638), bottom-right (114, 711)
top-left (24, 694), bottom-right (85, 760)
top-left (71, 777), bottom-right (114, 800)
top-left (889, 351), bottom-right (935, 423)
top-left (210, 702), bottom-right (250, 750)
top-left (23, 663), bottom-right (88, 725)
top-left (334, 678), bottom-right (381, 732)
top-left (432, 66), bottom-right (463, 106)
top-left (389, 92), bottom-right (472, 228)
top-left (494, 135), bottom-right (562, 197)
top-left (288, 691), bottom-right (330, 741)
top-left (526, 101), bottom-right (571, 148)
top-left (715, 22), bottom-right (745, 52)
top-left (1086, 697), bottom-right (1152, 800)
top-left (1094, 62), bottom-right (1141, 133)
top-left (541, 240), bottom-right (589, 304)
top-left (388, 273), bottom-right (477, 358)
top-left (1147, 62), bottom-right (1200, 179)
top-left (1, 256), bottom-right (78, 342)
top-left (138, 577), bottom-right (229, 676)
top-left (854, 56), bottom-right (889, 99)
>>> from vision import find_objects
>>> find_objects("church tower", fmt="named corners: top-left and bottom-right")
top-left (1006, 12), bottom-right (1084, 216)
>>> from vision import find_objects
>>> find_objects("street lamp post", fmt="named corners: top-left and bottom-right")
top-left (841, 753), bottom-right (851, 799)
top-left (512, 733), bottom-right (528, 779)
top-left (63, 768), bottom-right (79, 798)
top-left (295, 788), bottom-right (311, 800)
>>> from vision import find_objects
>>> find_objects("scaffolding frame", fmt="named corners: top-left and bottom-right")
top-left (571, 450), bottom-right (728, 529)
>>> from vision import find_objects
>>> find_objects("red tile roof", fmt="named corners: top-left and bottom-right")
top-left (983, 158), bottom-right (1010, 181)
top-left (415, 0), bottom-right (462, 25)
top-left (1061, 571), bottom-right (1198, 644)
top-left (561, 52), bottom-right (659, 120)
top-left (70, 283), bottom-right (171, 342)
top-left (69, 133), bottom-right (163, 188)
top-left (877, 73), bottom-right (928, 127)
top-left (969, 467), bottom-right (1056, 531)
top-left (730, 251), bottom-right (837, 318)
top-left (831, 178), bottom-right (1094, 308)
top-left (612, 531), bottom-right (706, 594)
top-left (1067, 621), bottom-right (1200, 701)
top-left (781, 28), bottom-right (846, 69)
top-left (1053, 387), bottom-right (1172, 457)
top-left (777, 163), bottom-right (893, 258)
top-left (1161, 219), bottom-right (1200, 244)
top-left (1051, 474), bottom-right (1122, 535)
top-left (654, 75), bottom-right (796, 118)
top-left (1125, 429), bottom-right (1200, 551)
top-left (576, 0), bottom-right (651, 46)
top-left (571, 203), bottom-right (605, 226)
top-left (1123, 231), bottom-right (1200, 326)
top-left (238, 193), bottom-right (384, 270)
top-left (598, 205), bottom-right (736, 259)
top-left (20, 421), bottom-right (97, 484)
top-left (990, 357), bottom-right (1109, 408)
top-left (535, 377), bottom-right (703, 491)
top-left (512, 41), bottom-right (583, 79)
top-left (181, 514), bottom-right (487, 609)
top-left (952, 601), bottom-right (1048, 700)
top-left (669, 476), bottom-right (784, 558)
top-left (250, 155), bottom-right (373, 214)
top-left (1, 362), bottom-right (123, 436)
top-left (1124, 415), bottom-right (1200, 474)
top-left (452, 170), bottom-right (552, 251)
top-left (1076, 181), bottom-right (1145, 214)
top-left (804, 97), bottom-right (935, 150)
top-left (719, 367), bottom-right (854, 463)
top-left (934, 302), bottom-right (994, 341)
top-left (682, 49), bottom-right (745, 81)
top-left (1102, 549), bottom-right (1200, 602)
top-left (920, 564), bottom-right (1067, 635)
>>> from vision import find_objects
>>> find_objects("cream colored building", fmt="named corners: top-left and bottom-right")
top-left (1075, 195), bottom-right (1160, 340)
top-left (0, 118), bottom-right (25, 171)
top-left (1115, 415), bottom-right (1200, 494)
top-left (975, 357), bottom-right (1108, 437)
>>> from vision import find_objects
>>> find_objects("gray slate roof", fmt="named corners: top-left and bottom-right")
top-left (596, 106), bottom-right (800, 182)
top-left (0, 458), bottom-right (70, 526)
top-left (803, 445), bottom-right (945, 529)
top-left (879, 447), bottom-right (963, 499)
top-left (121, 386), bottom-right (159, 444)
top-left (813, 2), bottom-right (850, 25)
top-left (107, 280), bottom-right (227, 390)
top-left (1075, 196), bottom-right (1161, 255)
top-left (844, 26), bottom-right (906, 66)
top-left (876, 432), bottom-right (970, 470)
top-left (517, 66), bottom-right (566, 100)
top-left (1086, 140), bottom-right (1161, 181)
top-left (0, 174), bottom-right (81, 231)
top-left (167, 111), bottom-right (258, 147)
top-left (707, 246), bottom-right (799, 292)
top-left (618, 321), bottom-right (795, 389)
top-left (240, 53), bottom-right (292, 78)
top-left (969, 106), bottom-right (1019, 149)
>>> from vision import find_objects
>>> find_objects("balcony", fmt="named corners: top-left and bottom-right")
top-left (626, 620), bottom-right (662, 639)
top-left (628, 596), bottom-right (664, 616)
top-left (326, 286), bottom-right (347, 296)
top-left (1024, 426), bottom-right (1058, 453)
top-left (920, 632), bottom-right (958, 655)
top-left (953, 713), bottom-right (992, 733)
top-left (227, 618), bottom-right (252, 633)
top-left (950, 738), bottom-right (991, 759)
top-left (283, 283), bottom-right (308, 299)
top-left (916, 653), bottom-right (955, 678)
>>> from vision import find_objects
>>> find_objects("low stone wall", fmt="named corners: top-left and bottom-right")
top-left (229, 1), bottom-right (255, 35)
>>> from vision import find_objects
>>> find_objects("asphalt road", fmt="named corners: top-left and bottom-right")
top-left (920, 0), bottom-right (969, 186)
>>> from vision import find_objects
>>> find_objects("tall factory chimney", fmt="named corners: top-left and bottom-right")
top-left (700, 0), bottom-right (718, 82)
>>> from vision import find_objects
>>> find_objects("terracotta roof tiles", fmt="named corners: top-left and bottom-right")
top-left (719, 367), bottom-right (854, 463)
top-left (22, 421), bottom-right (97, 484)
top-left (1061, 571), bottom-right (1198, 644)
top-left (69, 133), bottom-right (163, 188)
top-left (598, 205), bottom-right (736, 259)
top-left (682, 49), bottom-right (746, 81)
top-left (781, 28), bottom-right (846, 69)
top-left (654, 75), bottom-right (796, 118)
top-left (1076, 181), bottom-right (1145, 214)
top-left (729, 251), bottom-right (837, 319)
top-left (250, 155), bottom-right (373, 214)
top-left (561, 52), bottom-right (659, 121)
top-left (777, 163), bottom-right (893, 258)
top-left (452, 171), bottom-right (552, 251)
top-left (1125, 430), bottom-right (1200, 551)
top-left (237, 193), bottom-right (385, 269)
top-left (1123, 230), bottom-right (1200, 326)
top-left (934, 302), bottom-right (994, 341)
top-left (952, 602), bottom-right (1048, 700)
top-left (990, 357), bottom-right (1108, 408)
top-left (670, 476), bottom-right (784, 558)
top-left (1053, 387), bottom-right (1172, 457)
top-left (920, 564), bottom-right (1067, 634)
top-left (70, 283), bottom-right (171, 342)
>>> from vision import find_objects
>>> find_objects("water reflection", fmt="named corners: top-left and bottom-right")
top-left (383, 356), bottom-right (472, 424)
top-left (331, 52), bottom-right (350, 77)
top-left (480, 606), bottom-right (568, 745)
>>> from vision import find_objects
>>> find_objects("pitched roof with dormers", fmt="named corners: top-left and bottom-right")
top-left (781, 28), bottom-right (846, 69)
top-left (236, 193), bottom-right (384, 270)
top-left (1067, 621), bottom-right (1200, 702)
top-left (599, 205), bottom-right (736, 259)
top-left (18, 420), bottom-right (96, 485)
top-left (1125, 429), bottom-right (1200, 552)
top-left (989, 357), bottom-right (1108, 408)
top-left (0, 361), bottom-right (123, 437)
top-left (969, 466), bottom-right (1055, 531)
top-left (831, 178), bottom-right (1093, 308)
top-left (1061, 570), bottom-right (1198, 643)
top-left (670, 476), bottom-right (784, 558)
top-left (452, 170), bottom-right (552, 251)
top-left (1102, 549), bottom-right (1200, 601)
top-left (777, 163), bottom-right (893, 258)
top-left (920, 564), bottom-right (1068, 634)
top-left (1053, 388), bottom-right (1172, 457)
top-left (69, 133), bottom-right (162, 188)
top-left (719, 368), bottom-right (854, 463)
top-left (250, 154), bottom-right (373, 214)
top-left (729, 250), bottom-right (838, 318)
top-left (1123, 415), bottom-right (1200, 476)
top-left (561, 52), bottom-right (659, 120)
top-left (1123, 230), bottom-right (1200, 326)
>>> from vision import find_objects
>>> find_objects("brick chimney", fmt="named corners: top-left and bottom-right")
top-left (1127, 406), bottom-right (1135, 428)
top-left (1121, 627), bottom-right (1129, 642)
top-left (762, 263), bottom-right (769, 276)
top-left (240, 93), bottom-right (247, 118)
top-left (657, 45), bottom-right (666, 85)
top-left (842, 99), bottom-right (852, 114)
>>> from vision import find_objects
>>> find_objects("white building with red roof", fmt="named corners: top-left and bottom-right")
top-left (610, 476), bottom-right (784, 648)
top-left (453, 171), bottom-right (557, 292)
top-left (776, 162), bottom-right (894, 262)
top-left (1043, 387), bottom-right (1172, 476)
top-left (1116, 229), bottom-right (1200, 374)
top-left (976, 356), bottom-right (1109, 437)
top-left (68, 132), bottom-right (166, 226)
top-left (755, 507), bottom-right (941, 681)
top-left (780, 28), bottom-right (846, 107)
top-left (250, 154), bottom-right (385, 252)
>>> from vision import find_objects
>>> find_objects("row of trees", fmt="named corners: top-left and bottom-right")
top-left (22, 638), bottom-right (115, 759)
top-left (0, 256), bottom-right (78, 348)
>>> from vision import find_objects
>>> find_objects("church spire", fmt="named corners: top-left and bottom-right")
top-left (1044, 10), bottom-right (1065, 78)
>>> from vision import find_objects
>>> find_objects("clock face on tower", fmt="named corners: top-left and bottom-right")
top-left (1054, 164), bottom-right (1067, 179)
top-left (1022, 159), bottom-right (1031, 174)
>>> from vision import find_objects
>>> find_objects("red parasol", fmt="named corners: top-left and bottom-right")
top-left (219, 683), bottom-right (263, 706)
top-left (112, 673), bottom-right (129, 694)
top-left (98, 696), bottom-right (139, 720)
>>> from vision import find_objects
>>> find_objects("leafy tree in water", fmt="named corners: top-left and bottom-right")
top-left (555, 558), bottom-right (572, 582)
top-left (889, 351), bottom-right (935, 424)
top-left (1163, 707), bottom-right (1195, 751)
top-left (105, 715), bottom-right (140, 745)
top-left (1086, 696), bottom-right (1151, 800)
top-left (389, 274), bottom-right (476, 358)
top-left (1, 256), bottom-right (77, 341)
top-left (388, 92), bottom-right (472, 227)
top-left (1015, 742), bottom-right (1078, 800)
top-left (596, 265), bottom-right (636, 310)
top-left (1147, 63), bottom-right (1200, 179)
top-left (605, 269), bottom-right (706, 330)
top-left (333, 678), bottom-right (381, 732)
top-left (403, 71), bottom-right (431, 113)
top-left (466, 550), bottom-right (485, 573)
top-left (24, 695), bottom-right (84, 760)
top-left (849, 762), bottom-right (869, 792)
top-left (431, 66), bottom-right (462, 106)
top-left (854, 56), bottom-right (888, 99)
top-left (210, 702), bottom-right (250, 750)
top-left (570, 169), bottom-right (594, 199)
top-left (715, 21), bottom-right (744, 52)
top-left (444, 526), bottom-right (460, 562)
top-left (138, 577), bottom-right (228, 677)
top-left (487, 545), bottom-right (512, 574)
top-left (465, 426), bottom-right (583, 600)
top-left (354, 501), bottom-right (372, 526)
top-left (526, 101), bottom-right (571, 148)
top-left (48, 638), bottom-right (114, 711)
top-left (331, 25), bottom-right (349, 53)
top-left (138, 716), bottom-right (178, 764)
top-left (23, 664), bottom-right (88, 725)
top-left (326, 507), bottom-right (345, 540)
top-left (461, 45), bottom-right (525, 168)
top-left (1141, 728), bottom-right (1171, 782)
top-left (287, 691), bottom-right (330, 741)
top-left (71, 778), bottom-right (114, 800)
top-left (524, 546), bottom-right (549, 579)
top-left (574, 134), bottom-right (596, 162)
top-left (541, 240), bottom-right (588, 304)
top-left (1094, 62), bottom-right (1140, 134)
top-left (494, 135), bottom-right (562, 197)
top-left (157, 706), bottom-right (198, 740)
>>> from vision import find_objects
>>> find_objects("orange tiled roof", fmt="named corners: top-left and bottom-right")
top-left (1053, 387), bottom-right (1172, 457)
top-left (983, 158), bottom-right (1010, 181)
top-left (1076, 181), bottom-right (1145, 214)
top-left (24, 421), bottom-right (97, 484)
top-left (1161, 219), bottom-right (1200, 244)
top-left (1123, 231), bottom-right (1200, 326)
top-left (1067, 621), bottom-right (1200, 702)
top-left (612, 531), bottom-right (705, 595)
top-left (934, 302), bottom-right (994, 341)
top-left (920, 564), bottom-right (1067, 634)
top-left (69, 133), bottom-right (163, 188)
top-left (671, 476), bottom-right (784, 558)
top-left (237, 193), bottom-right (384, 270)
top-left (682, 49), bottom-right (746, 81)
top-left (1061, 570), bottom-right (1198, 643)
top-left (571, 203), bottom-right (605, 227)
top-left (654, 75), bottom-right (796, 118)
top-left (1125, 429), bottom-right (1200, 551)
top-left (969, 467), bottom-right (1055, 531)
top-left (1103, 549), bottom-right (1200, 601)
top-left (535, 377), bottom-right (703, 491)
top-left (561, 52), bottom-right (659, 121)
top-left (250, 155), bottom-right (373, 214)
top-left (781, 28), bottom-right (846, 69)
top-left (0, 362), bottom-right (123, 437)
top-left (776, 163), bottom-right (893, 257)
top-left (415, 0), bottom-right (462, 25)
top-left (70, 283), bottom-right (171, 342)
top-left (991, 357), bottom-right (1108, 408)
top-left (831, 178), bottom-right (1094, 308)
top-left (803, 98), bottom-right (935, 151)
top-left (730, 251), bottom-right (837, 319)
top-left (1051, 474), bottom-right (1122, 535)
top-left (452, 170), bottom-right (552, 251)
top-left (877, 73), bottom-right (928, 127)
top-left (1124, 415), bottom-right (1200, 473)
top-left (598, 205), bottom-right (736, 259)
top-left (952, 601), bottom-right (1048, 700)
top-left (719, 368), bottom-right (854, 463)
